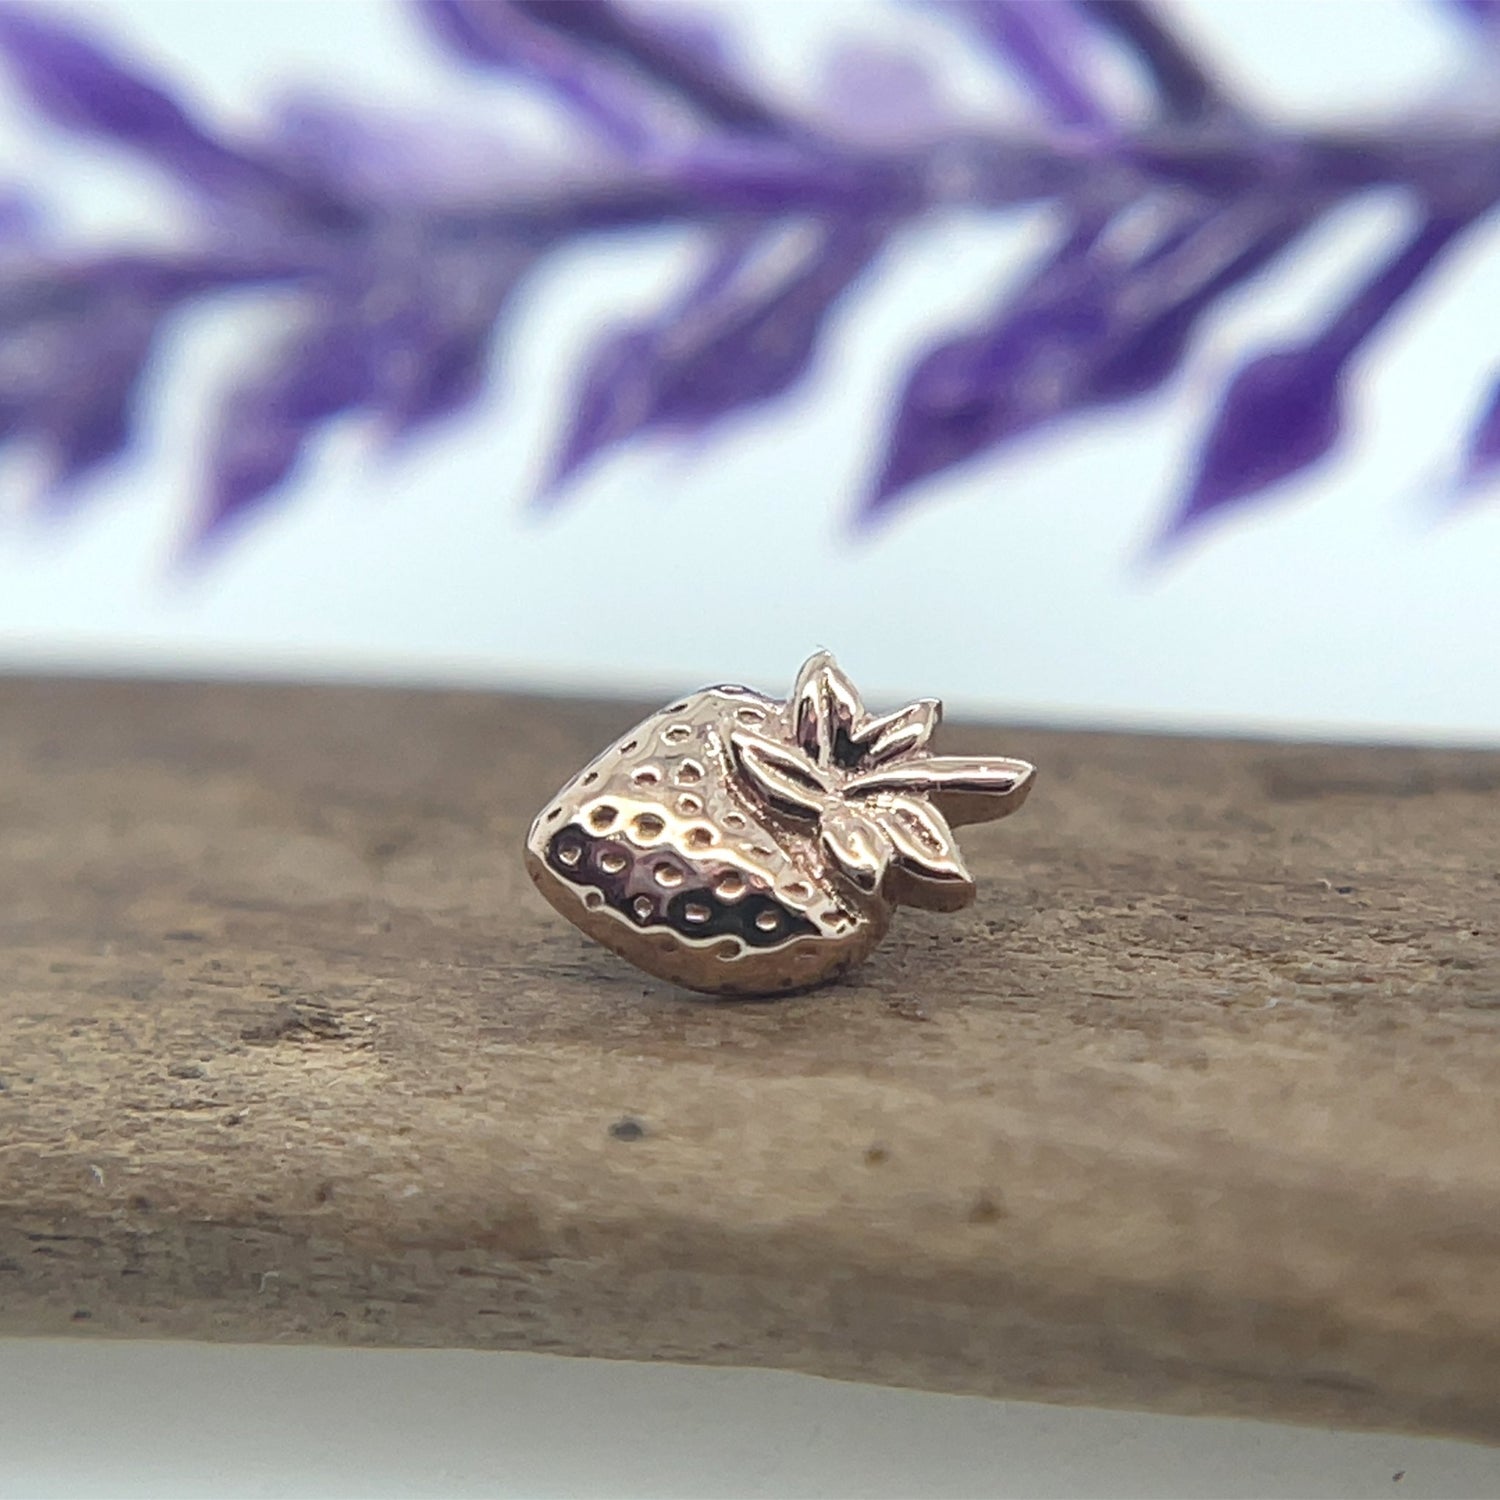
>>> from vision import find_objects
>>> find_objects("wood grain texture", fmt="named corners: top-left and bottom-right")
top-left (1, 676), bottom-right (1498, 1441)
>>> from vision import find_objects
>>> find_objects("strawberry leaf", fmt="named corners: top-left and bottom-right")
top-left (790, 649), bottom-right (866, 767)
top-left (870, 793), bottom-right (973, 894)
top-left (728, 727), bottom-right (832, 818)
top-left (849, 755), bottom-right (1035, 827)
top-left (851, 698), bottom-right (941, 767)
top-left (819, 803), bottom-right (892, 895)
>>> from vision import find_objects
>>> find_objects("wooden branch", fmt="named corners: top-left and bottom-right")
top-left (2, 677), bottom-right (1498, 1442)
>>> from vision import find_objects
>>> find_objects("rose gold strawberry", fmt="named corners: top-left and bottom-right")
top-left (525, 651), bottom-right (1034, 996)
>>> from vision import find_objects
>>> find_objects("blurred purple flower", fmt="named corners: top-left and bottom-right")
top-left (417, 0), bottom-right (669, 151)
top-left (0, 187), bottom-right (43, 245)
top-left (550, 218), bottom-right (883, 492)
top-left (813, 43), bottom-right (951, 149)
top-left (1461, 382), bottom-right (1500, 490)
top-left (0, 7), bottom-right (281, 199)
top-left (504, 0), bottom-right (782, 135)
top-left (946, 1), bottom-right (1114, 130)
top-left (201, 232), bottom-right (535, 544)
top-left (0, 4), bottom-right (554, 542)
top-left (1079, 0), bottom-right (1232, 121)
top-left (1168, 213), bottom-right (1473, 537)
top-left (0, 0), bottom-right (1496, 553)
top-left (1, 252), bottom-right (300, 497)
top-left (868, 194), bottom-right (1303, 519)
top-left (1448, 0), bottom-right (1500, 25)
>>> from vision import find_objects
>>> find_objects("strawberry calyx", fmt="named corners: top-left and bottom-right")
top-left (728, 652), bottom-right (1035, 909)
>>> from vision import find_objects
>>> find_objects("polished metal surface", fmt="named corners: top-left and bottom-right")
top-left (525, 652), bottom-right (1035, 996)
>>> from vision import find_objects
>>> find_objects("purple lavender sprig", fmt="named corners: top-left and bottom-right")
top-left (0, 0), bottom-right (1498, 553)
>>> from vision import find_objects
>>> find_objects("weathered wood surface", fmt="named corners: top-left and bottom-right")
top-left (1, 676), bottom-right (1498, 1441)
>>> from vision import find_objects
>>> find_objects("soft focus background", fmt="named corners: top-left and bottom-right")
top-left (0, 0), bottom-right (1498, 740)
top-left (5, 4), bottom-right (1500, 1497)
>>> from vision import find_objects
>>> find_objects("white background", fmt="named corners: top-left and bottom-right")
top-left (3, 4), bottom-right (1500, 1496)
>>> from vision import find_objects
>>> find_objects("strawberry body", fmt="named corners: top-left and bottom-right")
top-left (526, 654), bottom-right (1033, 997)
top-left (525, 685), bottom-right (886, 995)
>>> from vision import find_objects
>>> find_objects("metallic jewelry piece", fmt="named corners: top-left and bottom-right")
top-left (525, 652), bottom-right (1035, 997)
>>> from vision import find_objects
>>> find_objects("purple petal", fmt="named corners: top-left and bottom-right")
top-left (0, 7), bottom-right (277, 197)
top-left (510, 0), bottom-right (781, 135)
top-left (1077, 0), bottom-right (1228, 120)
top-left (1459, 380), bottom-right (1500, 492)
top-left (414, 0), bottom-right (662, 151)
top-left (264, 93), bottom-right (555, 212)
top-left (373, 243), bottom-right (534, 435)
top-left (35, 293), bottom-right (160, 490)
top-left (867, 196), bottom-right (1301, 516)
top-left (197, 311), bottom-right (378, 545)
top-left (940, 1), bottom-right (1113, 129)
top-left (1169, 346), bottom-right (1343, 534)
top-left (1087, 206), bottom-right (1301, 401)
top-left (815, 43), bottom-right (952, 147)
top-left (869, 220), bottom-right (1113, 508)
top-left (3, 255), bottom-right (298, 497)
top-left (0, 186), bottom-right (43, 247)
top-left (549, 218), bottom-right (882, 490)
top-left (1446, 0), bottom-right (1500, 24)
top-left (195, 233), bottom-right (530, 537)
top-left (1312, 214), bottom-right (1470, 367)
top-left (1167, 214), bottom-right (1471, 538)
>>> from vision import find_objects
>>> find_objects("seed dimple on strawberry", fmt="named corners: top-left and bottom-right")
top-left (525, 653), bottom-right (1035, 996)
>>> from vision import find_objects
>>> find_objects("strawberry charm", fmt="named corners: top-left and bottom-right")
top-left (525, 652), bottom-right (1035, 996)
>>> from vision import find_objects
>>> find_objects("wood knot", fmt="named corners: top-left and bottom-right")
top-left (967, 1193), bottom-right (1006, 1225)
